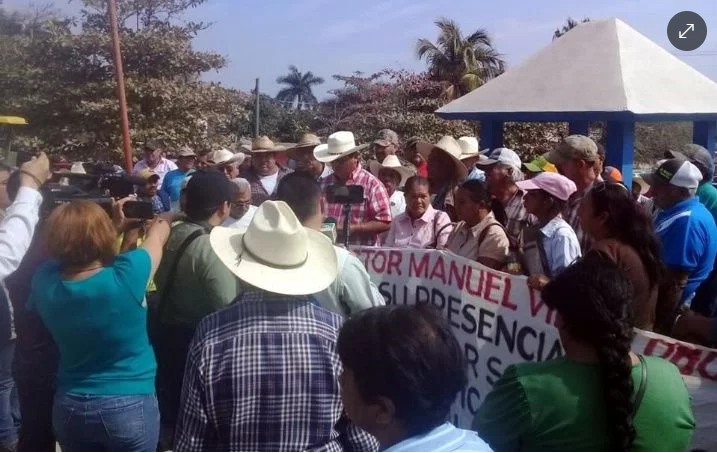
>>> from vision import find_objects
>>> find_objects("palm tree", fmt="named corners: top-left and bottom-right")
top-left (276, 65), bottom-right (325, 110)
top-left (553, 17), bottom-right (591, 40)
top-left (417, 18), bottom-right (505, 100)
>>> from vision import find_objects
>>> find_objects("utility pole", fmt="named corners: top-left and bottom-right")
top-left (108, 0), bottom-right (134, 172)
top-left (254, 78), bottom-right (260, 138)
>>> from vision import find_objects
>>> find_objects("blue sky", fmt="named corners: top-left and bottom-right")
top-left (5, 0), bottom-right (717, 99)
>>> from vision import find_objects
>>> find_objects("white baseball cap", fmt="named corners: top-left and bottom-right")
top-left (641, 158), bottom-right (703, 190)
top-left (477, 147), bottom-right (522, 169)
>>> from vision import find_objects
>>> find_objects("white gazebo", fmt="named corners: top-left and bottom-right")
top-left (436, 18), bottom-right (717, 185)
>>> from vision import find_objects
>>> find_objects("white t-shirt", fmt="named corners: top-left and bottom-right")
top-left (259, 172), bottom-right (279, 195)
top-left (221, 205), bottom-right (258, 230)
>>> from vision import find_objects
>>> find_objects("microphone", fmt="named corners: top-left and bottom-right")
top-left (321, 217), bottom-right (338, 244)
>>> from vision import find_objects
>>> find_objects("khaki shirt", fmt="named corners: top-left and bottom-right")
top-left (444, 211), bottom-right (510, 264)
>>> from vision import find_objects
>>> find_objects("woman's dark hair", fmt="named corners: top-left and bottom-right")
top-left (587, 182), bottom-right (663, 286)
top-left (542, 253), bottom-right (636, 451)
top-left (404, 175), bottom-right (430, 193)
top-left (337, 305), bottom-right (467, 437)
top-left (459, 179), bottom-right (507, 226)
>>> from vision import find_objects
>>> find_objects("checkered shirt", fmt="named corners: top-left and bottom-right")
top-left (245, 165), bottom-right (293, 206)
top-left (503, 189), bottom-right (535, 245)
top-left (563, 178), bottom-right (602, 252)
top-left (321, 164), bottom-right (392, 246)
top-left (174, 290), bottom-right (378, 452)
top-left (564, 190), bottom-right (591, 252)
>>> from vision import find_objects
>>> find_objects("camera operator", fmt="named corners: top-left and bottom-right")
top-left (315, 132), bottom-right (391, 246)
top-left (0, 153), bottom-right (51, 281)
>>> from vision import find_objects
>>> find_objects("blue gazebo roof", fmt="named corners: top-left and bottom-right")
top-left (436, 18), bottom-right (717, 123)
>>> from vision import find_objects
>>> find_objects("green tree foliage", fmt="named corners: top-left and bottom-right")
top-left (317, 70), bottom-right (474, 144)
top-left (0, 0), bottom-right (247, 160)
top-left (553, 17), bottom-right (591, 40)
top-left (276, 65), bottom-right (325, 110)
top-left (417, 18), bottom-right (505, 99)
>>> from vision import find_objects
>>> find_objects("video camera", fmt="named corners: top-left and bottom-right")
top-left (39, 162), bottom-right (149, 218)
top-left (325, 184), bottom-right (364, 248)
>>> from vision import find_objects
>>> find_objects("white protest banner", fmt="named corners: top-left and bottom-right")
top-left (354, 247), bottom-right (717, 450)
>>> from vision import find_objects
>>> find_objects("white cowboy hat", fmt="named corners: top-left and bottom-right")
top-left (70, 162), bottom-right (86, 174)
top-left (416, 136), bottom-right (469, 180)
top-left (241, 136), bottom-right (287, 154)
top-left (457, 136), bottom-right (480, 160)
top-left (313, 131), bottom-right (368, 163)
top-left (209, 200), bottom-right (338, 295)
top-left (369, 155), bottom-right (415, 187)
top-left (208, 148), bottom-right (245, 167)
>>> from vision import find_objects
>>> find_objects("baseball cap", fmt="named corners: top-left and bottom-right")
top-left (139, 168), bottom-right (160, 182)
top-left (516, 172), bottom-right (577, 201)
top-left (143, 140), bottom-right (161, 151)
top-left (641, 158), bottom-right (702, 190)
top-left (476, 147), bottom-right (522, 169)
top-left (373, 129), bottom-right (399, 147)
top-left (546, 135), bottom-right (598, 165)
top-left (523, 155), bottom-right (558, 174)
top-left (177, 147), bottom-right (197, 158)
top-left (602, 166), bottom-right (623, 183)
top-left (184, 170), bottom-right (233, 216)
top-left (667, 144), bottom-right (714, 179)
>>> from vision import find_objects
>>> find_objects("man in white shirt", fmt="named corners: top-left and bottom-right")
top-left (275, 172), bottom-right (384, 316)
top-left (242, 136), bottom-right (293, 206)
top-left (222, 178), bottom-right (258, 229)
top-left (131, 141), bottom-right (177, 189)
top-left (0, 153), bottom-right (51, 281)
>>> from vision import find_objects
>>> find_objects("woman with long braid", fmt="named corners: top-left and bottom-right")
top-left (474, 254), bottom-right (694, 451)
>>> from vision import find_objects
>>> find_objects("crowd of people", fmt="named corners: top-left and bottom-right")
top-left (0, 126), bottom-right (714, 451)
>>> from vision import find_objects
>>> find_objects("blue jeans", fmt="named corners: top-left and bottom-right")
top-left (52, 393), bottom-right (159, 452)
top-left (0, 341), bottom-right (18, 450)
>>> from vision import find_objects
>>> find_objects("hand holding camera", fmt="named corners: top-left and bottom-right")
top-left (19, 152), bottom-right (51, 190)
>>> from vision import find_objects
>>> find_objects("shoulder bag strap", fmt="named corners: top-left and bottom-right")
top-left (156, 228), bottom-right (206, 319)
top-left (534, 230), bottom-right (552, 279)
top-left (478, 222), bottom-right (504, 247)
top-left (632, 354), bottom-right (648, 416)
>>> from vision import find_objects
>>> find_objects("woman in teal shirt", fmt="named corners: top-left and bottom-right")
top-left (29, 199), bottom-right (173, 451)
top-left (475, 253), bottom-right (695, 451)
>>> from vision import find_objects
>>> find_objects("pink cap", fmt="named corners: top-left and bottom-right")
top-left (516, 172), bottom-right (577, 201)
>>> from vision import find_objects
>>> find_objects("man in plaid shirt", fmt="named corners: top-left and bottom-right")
top-left (478, 148), bottom-right (535, 245)
top-left (174, 200), bottom-right (378, 452)
top-left (316, 132), bottom-right (392, 246)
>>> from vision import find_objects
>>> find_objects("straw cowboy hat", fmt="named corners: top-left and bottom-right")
top-left (369, 155), bottom-right (415, 186)
top-left (288, 133), bottom-right (321, 152)
top-left (314, 131), bottom-right (368, 163)
top-left (242, 136), bottom-right (287, 154)
top-left (457, 136), bottom-right (480, 160)
top-left (210, 200), bottom-right (338, 295)
top-left (208, 148), bottom-right (245, 167)
top-left (416, 136), bottom-right (469, 180)
top-left (632, 174), bottom-right (650, 195)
